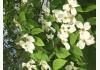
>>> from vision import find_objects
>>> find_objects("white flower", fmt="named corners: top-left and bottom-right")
top-left (22, 0), bottom-right (28, 4)
top-left (61, 24), bottom-right (76, 33)
top-left (24, 42), bottom-right (35, 53)
top-left (57, 30), bottom-right (69, 42)
top-left (50, 27), bottom-right (56, 33)
top-left (76, 21), bottom-right (91, 40)
top-left (79, 30), bottom-right (91, 41)
top-left (19, 41), bottom-right (35, 53)
top-left (22, 60), bottom-right (37, 70)
top-left (65, 62), bottom-right (78, 70)
top-left (57, 26), bottom-right (71, 50)
top-left (65, 65), bottom-right (73, 70)
top-left (52, 10), bottom-right (64, 22)
top-left (68, 0), bottom-right (79, 7)
top-left (76, 21), bottom-right (95, 49)
top-left (63, 4), bottom-right (77, 16)
top-left (77, 32), bottom-right (95, 49)
top-left (76, 21), bottom-right (91, 31)
top-left (77, 40), bottom-right (85, 49)
top-left (62, 13), bottom-right (76, 24)
top-left (21, 34), bottom-right (35, 42)
top-left (70, 7), bottom-right (77, 16)
top-left (42, 21), bottom-right (52, 32)
top-left (46, 33), bottom-right (54, 39)
top-left (62, 11), bottom-right (72, 23)
top-left (42, 6), bottom-right (50, 15)
top-left (66, 25), bottom-right (76, 33)
top-left (22, 62), bottom-right (27, 68)
top-left (85, 35), bottom-right (95, 45)
top-left (40, 60), bottom-right (51, 70)
top-left (62, 42), bottom-right (70, 50)
top-left (38, 15), bottom-right (44, 23)
top-left (63, 4), bottom-right (70, 11)
top-left (17, 34), bottom-right (35, 53)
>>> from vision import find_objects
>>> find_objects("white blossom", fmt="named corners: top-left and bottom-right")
top-left (76, 21), bottom-right (91, 30)
top-left (76, 21), bottom-right (95, 49)
top-left (77, 40), bottom-right (85, 49)
top-left (42, 6), bottom-right (50, 15)
top-left (52, 10), bottom-right (64, 23)
top-left (57, 30), bottom-right (69, 42)
top-left (70, 7), bottom-right (77, 16)
top-left (42, 21), bottom-right (52, 31)
top-left (16, 34), bottom-right (35, 53)
top-left (63, 4), bottom-right (77, 16)
top-left (80, 30), bottom-right (91, 41)
top-left (22, 60), bottom-right (37, 70)
top-left (61, 24), bottom-right (76, 33)
top-left (46, 33), bottom-right (54, 39)
top-left (22, 0), bottom-right (28, 4)
top-left (68, 0), bottom-right (79, 7)
top-left (68, 25), bottom-right (76, 33)
top-left (50, 27), bottom-right (56, 33)
top-left (19, 41), bottom-right (35, 53)
top-left (62, 42), bottom-right (70, 50)
top-left (57, 25), bottom-right (71, 50)
top-left (40, 60), bottom-right (51, 70)
top-left (85, 35), bottom-right (95, 45)
top-left (63, 4), bottom-right (70, 11)
top-left (65, 61), bottom-right (78, 70)
top-left (22, 34), bottom-right (35, 42)
top-left (76, 21), bottom-right (91, 41)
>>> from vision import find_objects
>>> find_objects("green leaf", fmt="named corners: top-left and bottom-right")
top-left (70, 46), bottom-right (83, 57)
top-left (87, 17), bottom-right (96, 25)
top-left (76, 4), bottom-right (96, 12)
top-left (55, 47), bottom-right (70, 58)
top-left (31, 28), bottom-right (44, 35)
top-left (83, 4), bottom-right (96, 12)
top-left (31, 51), bottom-right (49, 61)
top-left (70, 32), bottom-right (79, 46)
top-left (19, 11), bottom-right (26, 22)
top-left (53, 23), bottom-right (60, 32)
top-left (44, 15), bottom-right (55, 22)
top-left (76, 14), bottom-right (84, 22)
top-left (34, 37), bottom-right (45, 46)
top-left (79, 68), bottom-right (87, 70)
top-left (76, 6), bottom-right (84, 12)
top-left (53, 59), bottom-right (67, 70)
top-left (54, 37), bottom-right (60, 45)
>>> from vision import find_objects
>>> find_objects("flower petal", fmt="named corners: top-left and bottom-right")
top-left (77, 40), bottom-right (85, 49)
top-left (63, 42), bottom-right (70, 50)
top-left (68, 0), bottom-right (79, 7)
top-left (76, 21), bottom-right (83, 29)
top-left (63, 4), bottom-right (70, 11)
top-left (85, 35), bottom-right (95, 45)
top-left (71, 7), bottom-right (77, 16)
top-left (84, 22), bottom-right (91, 30)
top-left (80, 30), bottom-right (91, 40)
top-left (68, 25), bottom-right (76, 33)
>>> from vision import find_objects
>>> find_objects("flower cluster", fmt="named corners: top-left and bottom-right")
top-left (16, 34), bottom-right (35, 53)
top-left (38, 2), bottom-right (56, 40)
top-left (22, 60), bottom-right (37, 70)
top-left (22, 0), bottom-right (28, 4)
top-left (22, 60), bottom-right (51, 70)
top-left (65, 62), bottom-right (78, 70)
top-left (52, 0), bottom-right (79, 50)
top-left (40, 60), bottom-right (51, 70)
top-left (52, 0), bottom-right (95, 50)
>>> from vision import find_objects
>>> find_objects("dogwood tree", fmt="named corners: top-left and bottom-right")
top-left (3, 0), bottom-right (96, 70)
